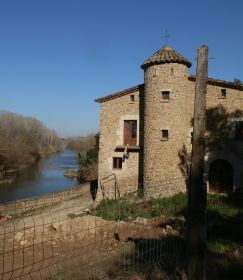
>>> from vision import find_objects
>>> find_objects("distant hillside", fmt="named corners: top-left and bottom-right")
top-left (66, 134), bottom-right (96, 151)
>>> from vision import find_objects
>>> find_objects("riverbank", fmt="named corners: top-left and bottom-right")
top-left (0, 110), bottom-right (62, 186)
top-left (0, 149), bottom-right (80, 203)
top-left (0, 147), bottom-right (62, 185)
top-left (0, 181), bottom-right (92, 216)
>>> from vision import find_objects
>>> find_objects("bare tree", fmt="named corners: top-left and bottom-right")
top-left (0, 110), bottom-right (62, 178)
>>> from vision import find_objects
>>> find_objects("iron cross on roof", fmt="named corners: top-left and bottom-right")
top-left (164, 29), bottom-right (170, 45)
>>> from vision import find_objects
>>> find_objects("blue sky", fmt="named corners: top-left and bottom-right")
top-left (0, 0), bottom-right (242, 137)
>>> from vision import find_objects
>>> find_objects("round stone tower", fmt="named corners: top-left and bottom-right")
top-left (141, 45), bottom-right (192, 198)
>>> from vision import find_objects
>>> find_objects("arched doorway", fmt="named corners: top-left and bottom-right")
top-left (209, 159), bottom-right (233, 193)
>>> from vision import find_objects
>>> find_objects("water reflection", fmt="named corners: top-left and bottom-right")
top-left (0, 149), bottom-right (78, 203)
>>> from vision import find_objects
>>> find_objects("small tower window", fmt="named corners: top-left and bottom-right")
top-left (130, 95), bottom-right (135, 102)
top-left (113, 157), bottom-right (122, 169)
top-left (162, 91), bottom-right (170, 101)
top-left (171, 68), bottom-right (174, 74)
top-left (161, 129), bottom-right (169, 140)
top-left (220, 89), bottom-right (227, 98)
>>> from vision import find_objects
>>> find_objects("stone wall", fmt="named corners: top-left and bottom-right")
top-left (186, 80), bottom-right (243, 190)
top-left (97, 61), bottom-right (243, 200)
top-left (0, 182), bottom-right (90, 216)
top-left (181, 79), bottom-right (243, 192)
top-left (97, 89), bottom-right (142, 200)
top-left (143, 63), bottom-right (190, 198)
top-left (143, 62), bottom-right (243, 198)
top-left (203, 83), bottom-right (243, 191)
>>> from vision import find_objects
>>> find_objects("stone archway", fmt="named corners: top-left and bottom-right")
top-left (209, 159), bottom-right (233, 193)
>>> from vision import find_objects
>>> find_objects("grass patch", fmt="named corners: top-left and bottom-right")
top-left (207, 239), bottom-right (236, 253)
top-left (67, 212), bottom-right (85, 219)
top-left (92, 192), bottom-right (187, 221)
top-left (46, 265), bottom-right (69, 280)
top-left (207, 193), bottom-right (240, 218)
top-left (54, 266), bottom-right (68, 278)
top-left (10, 203), bottom-right (58, 219)
top-left (93, 192), bottom-right (242, 222)
top-left (92, 191), bottom-right (242, 279)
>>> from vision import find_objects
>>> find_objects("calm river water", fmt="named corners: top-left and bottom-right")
top-left (0, 149), bottom-right (79, 204)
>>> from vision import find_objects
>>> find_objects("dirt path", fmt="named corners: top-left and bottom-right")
top-left (0, 185), bottom-right (186, 280)
top-left (0, 183), bottom-right (94, 233)
top-left (0, 183), bottom-right (98, 279)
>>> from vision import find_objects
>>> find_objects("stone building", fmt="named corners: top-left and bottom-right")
top-left (95, 44), bottom-right (243, 199)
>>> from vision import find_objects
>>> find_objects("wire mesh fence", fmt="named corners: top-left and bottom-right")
top-left (205, 192), bottom-right (243, 279)
top-left (0, 179), bottom-right (242, 279)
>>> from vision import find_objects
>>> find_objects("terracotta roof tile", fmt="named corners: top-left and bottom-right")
top-left (141, 45), bottom-right (192, 69)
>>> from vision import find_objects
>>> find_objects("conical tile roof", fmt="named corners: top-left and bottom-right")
top-left (141, 45), bottom-right (191, 69)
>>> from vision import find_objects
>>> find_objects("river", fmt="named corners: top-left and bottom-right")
top-left (0, 149), bottom-right (79, 204)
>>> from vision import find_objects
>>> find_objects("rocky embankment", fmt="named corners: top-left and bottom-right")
top-left (63, 169), bottom-right (78, 179)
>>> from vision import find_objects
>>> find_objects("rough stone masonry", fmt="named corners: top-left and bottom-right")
top-left (95, 44), bottom-right (243, 200)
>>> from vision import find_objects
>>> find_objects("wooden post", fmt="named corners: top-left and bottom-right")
top-left (187, 46), bottom-right (208, 280)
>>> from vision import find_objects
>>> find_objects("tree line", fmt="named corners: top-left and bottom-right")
top-left (65, 134), bottom-right (96, 151)
top-left (0, 110), bottom-right (62, 179)
top-left (66, 133), bottom-right (99, 181)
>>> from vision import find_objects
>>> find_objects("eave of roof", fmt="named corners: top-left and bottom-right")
top-left (95, 84), bottom-right (144, 103)
top-left (189, 75), bottom-right (243, 91)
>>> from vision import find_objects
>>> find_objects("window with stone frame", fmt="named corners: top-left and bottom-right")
top-left (162, 91), bottom-right (170, 101)
top-left (161, 129), bottom-right (169, 140)
top-left (235, 121), bottom-right (243, 140)
top-left (130, 94), bottom-right (135, 102)
top-left (220, 88), bottom-right (227, 98)
top-left (113, 157), bottom-right (122, 169)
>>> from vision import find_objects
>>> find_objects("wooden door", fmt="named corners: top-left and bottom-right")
top-left (124, 120), bottom-right (137, 146)
top-left (209, 159), bottom-right (233, 193)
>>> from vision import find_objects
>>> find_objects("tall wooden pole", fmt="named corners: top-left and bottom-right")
top-left (187, 45), bottom-right (208, 280)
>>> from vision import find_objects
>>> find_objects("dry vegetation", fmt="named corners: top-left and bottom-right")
top-left (0, 110), bottom-right (62, 182)
top-left (66, 133), bottom-right (99, 181)
top-left (66, 134), bottom-right (96, 151)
